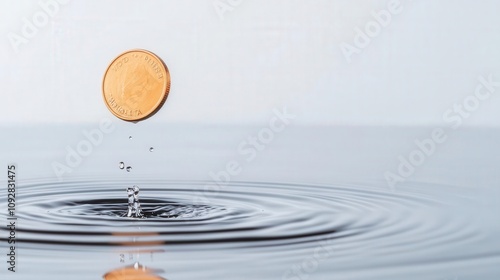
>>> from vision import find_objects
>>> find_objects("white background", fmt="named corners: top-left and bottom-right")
top-left (1, 0), bottom-right (500, 126)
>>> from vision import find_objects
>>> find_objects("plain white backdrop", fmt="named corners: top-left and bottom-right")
top-left (1, 0), bottom-right (500, 126)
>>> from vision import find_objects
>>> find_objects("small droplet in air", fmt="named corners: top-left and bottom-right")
top-left (126, 166), bottom-right (132, 172)
top-left (119, 162), bottom-right (125, 169)
top-left (129, 136), bottom-right (133, 140)
top-left (149, 147), bottom-right (154, 152)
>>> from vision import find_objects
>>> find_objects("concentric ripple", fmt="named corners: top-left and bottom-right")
top-left (0, 179), bottom-right (486, 263)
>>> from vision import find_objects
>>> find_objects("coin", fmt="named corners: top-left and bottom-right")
top-left (102, 49), bottom-right (170, 121)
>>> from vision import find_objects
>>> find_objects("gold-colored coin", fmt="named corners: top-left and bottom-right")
top-left (102, 49), bottom-right (170, 121)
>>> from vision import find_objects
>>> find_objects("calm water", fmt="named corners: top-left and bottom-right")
top-left (1, 124), bottom-right (500, 279)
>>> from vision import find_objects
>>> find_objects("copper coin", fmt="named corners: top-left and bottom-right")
top-left (102, 49), bottom-right (170, 121)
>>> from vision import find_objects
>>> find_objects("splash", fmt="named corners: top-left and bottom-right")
top-left (126, 185), bottom-right (143, 218)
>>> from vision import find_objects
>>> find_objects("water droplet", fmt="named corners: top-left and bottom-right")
top-left (129, 136), bottom-right (132, 140)
top-left (119, 162), bottom-right (125, 169)
top-left (126, 166), bottom-right (132, 172)
top-left (149, 147), bottom-right (154, 152)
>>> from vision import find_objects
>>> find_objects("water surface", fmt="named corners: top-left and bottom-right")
top-left (1, 125), bottom-right (499, 279)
